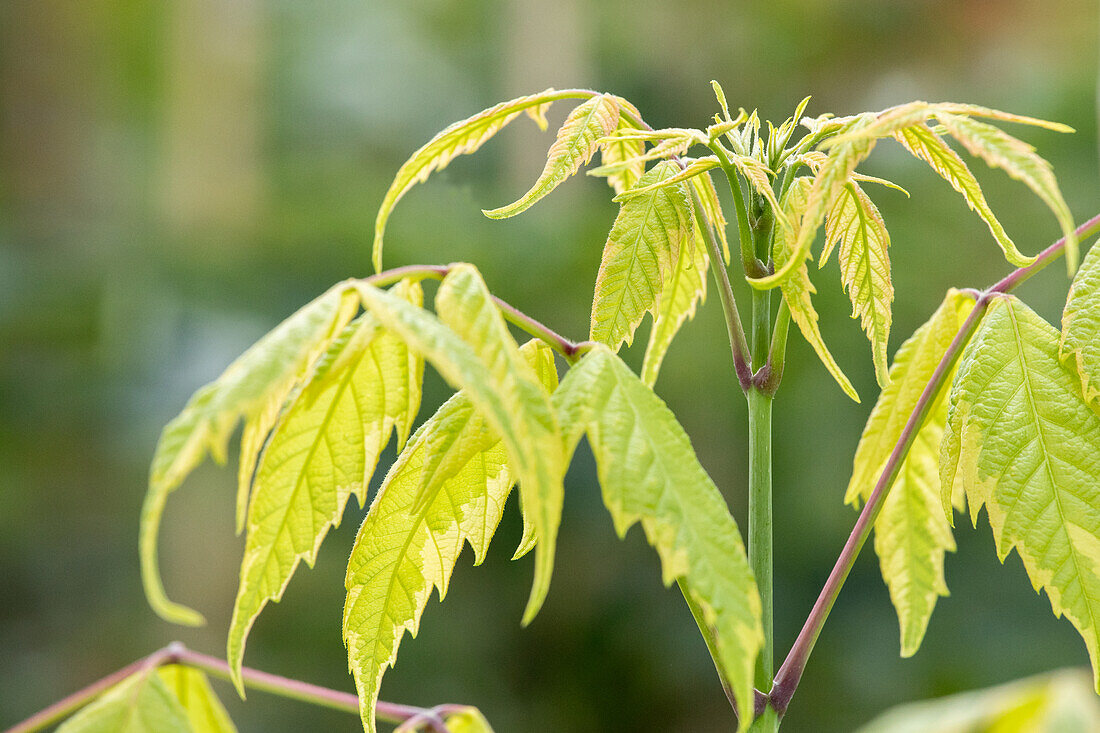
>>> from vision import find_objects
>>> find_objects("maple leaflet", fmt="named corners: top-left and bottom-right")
top-left (14, 83), bottom-right (1100, 733)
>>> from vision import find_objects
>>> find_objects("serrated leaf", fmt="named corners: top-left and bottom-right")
top-left (690, 172), bottom-right (731, 265)
top-left (1060, 242), bottom-right (1100, 404)
top-left (941, 296), bottom-right (1100, 690)
top-left (226, 281), bottom-right (423, 692)
top-left (935, 112), bottom-right (1077, 271)
top-left (641, 220), bottom-right (709, 387)
top-left (552, 346), bottom-right (762, 731)
top-left (613, 157), bottom-right (719, 202)
top-left (372, 88), bottom-right (569, 272)
top-left (822, 182), bottom-right (894, 386)
top-left (141, 283), bottom-right (359, 626)
top-left (892, 121), bottom-right (1026, 268)
top-left (591, 99), bottom-right (646, 194)
top-left (751, 115), bottom-right (877, 290)
top-left (773, 177), bottom-right (859, 402)
top-left (56, 670), bottom-right (190, 733)
top-left (344, 340), bottom-right (554, 733)
top-left (847, 291), bottom-right (975, 656)
top-left (483, 95), bottom-right (620, 219)
top-left (156, 666), bottom-right (237, 733)
top-left (355, 265), bottom-right (565, 624)
top-left (590, 160), bottom-right (694, 351)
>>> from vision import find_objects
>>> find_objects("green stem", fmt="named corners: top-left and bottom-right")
top-left (747, 387), bottom-right (774, 690)
top-left (710, 142), bottom-right (764, 278)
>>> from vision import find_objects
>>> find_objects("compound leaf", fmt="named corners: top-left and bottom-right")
top-left (344, 341), bottom-right (553, 733)
top-left (553, 346), bottom-right (762, 731)
top-left (590, 160), bottom-right (694, 351)
top-left (773, 177), bottom-right (859, 402)
top-left (356, 265), bottom-right (565, 624)
top-left (847, 291), bottom-right (975, 656)
top-left (141, 283), bottom-right (359, 626)
top-left (483, 95), bottom-right (620, 219)
top-left (1060, 242), bottom-right (1100, 404)
top-left (373, 88), bottom-right (572, 271)
top-left (823, 182), bottom-right (894, 386)
top-left (156, 666), bottom-right (237, 733)
top-left (226, 281), bottom-right (423, 692)
top-left (641, 218), bottom-right (709, 388)
top-left (57, 670), bottom-right (190, 733)
top-left (941, 296), bottom-right (1100, 690)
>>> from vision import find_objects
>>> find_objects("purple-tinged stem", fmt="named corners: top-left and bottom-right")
top-left (768, 212), bottom-right (1100, 718)
top-left (4, 643), bottom-right (452, 733)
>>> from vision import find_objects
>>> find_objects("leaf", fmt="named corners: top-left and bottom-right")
top-left (156, 666), bottom-right (238, 733)
top-left (226, 281), bottom-right (423, 692)
top-left (855, 669), bottom-right (1100, 733)
top-left (591, 99), bottom-right (646, 195)
top-left (934, 112), bottom-right (1077, 272)
top-left (613, 157), bottom-right (719, 202)
top-left (750, 114), bottom-right (877, 290)
top-left (442, 707), bottom-right (496, 733)
top-left (641, 219), bottom-right (709, 387)
top-left (1060, 242), bottom-right (1100, 404)
top-left (847, 291), bottom-right (975, 656)
top-left (724, 154), bottom-right (791, 234)
top-left (941, 296), bottom-right (1100, 690)
top-left (892, 121), bottom-right (1027, 267)
top-left (483, 95), bottom-right (620, 219)
top-left (344, 341), bottom-right (555, 733)
top-left (690, 172), bottom-right (731, 264)
top-left (590, 160), bottom-right (694, 351)
top-left (773, 177), bottom-right (859, 402)
top-left (56, 670), bottom-right (190, 733)
top-left (552, 346), bottom-right (762, 731)
top-left (141, 283), bottom-right (359, 626)
top-left (372, 88), bottom-right (570, 272)
top-left (355, 264), bottom-right (565, 623)
top-left (822, 182), bottom-right (894, 386)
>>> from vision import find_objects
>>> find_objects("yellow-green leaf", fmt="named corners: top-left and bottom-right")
top-left (372, 88), bottom-right (572, 272)
top-left (941, 296), bottom-right (1100, 690)
top-left (226, 282), bottom-right (423, 692)
top-left (823, 182), bottom-right (894, 386)
top-left (690, 172), bottom-right (731, 265)
top-left (641, 219), bottom-right (709, 387)
top-left (552, 346), bottom-right (762, 731)
top-left (140, 283), bottom-right (359, 627)
top-left (773, 177), bottom-right (859, 402)
top-left (590, 160), bottom-right (694, 350)
top-left (935, 112), bottom-right (1077, 272)
top-left (591, 98), bottom-right (646, 194)
top-left (56, 670), bottom-right (190, 733)
top-left (613, 157), bottom-right (719, 202)
top-left (483, 95), bottom-right (620, 219)
top-left (156, 666), bottom-right (237, 733)
top-left (356, 265), bottom-right (565, 624)
top-left (1060, 242), bottom-right (1100, 405)
top-left (847, 291), bottom-right (975, 656)
top-left (443, 707), bottom-right (496, 733)
top-left (343, 341), bottom-right (553, 733)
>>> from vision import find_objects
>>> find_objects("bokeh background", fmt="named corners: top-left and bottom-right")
top-left (3, 1), bottom-right (1100, 731)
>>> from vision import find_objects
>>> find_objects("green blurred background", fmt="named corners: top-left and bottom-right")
top-left (3, 1), bottom-right (1099, 731)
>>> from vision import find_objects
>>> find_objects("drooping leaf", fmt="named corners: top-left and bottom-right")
top-left (156, 666), bottom-right (238, 733)
top-left (934, 112), bottom-right (1077, 272)
top-left (554, 347), bottom-right (761, 730)
top-left (343, 341), bottom-right (554, 733)
top-left (822, 182), bottom-right (894, 386)
top-left (613, 157), bottom-right (719, 202)
top-left (641, 218), bottom-right (709, 388)
top-left (847, 291), bottom-right (975, 656)
top-left (372, 88), bottom-right (573, 272)
top-left (892, 121), bottom-right (1027, 267)
top-left (483, 95), bottom-right (620, 219)
top-left (1060, 242), bottom-right (1100, 404)
top-left (591, 99), bottom-right (646, 195)
top-left (690, 172), bottom-right (731, 265)
top-left (750, 114), bottom-right (877, 290)
top-left (355, 265), bottom-right (565, 623)
top-left (56, 670), bottom-right (190, 733)
top-left (773, 177), bottom-right (859, 402)
top-left (855, 669), bottom-right (1100, 733)
top-left (941, 296), bottom-right (1100, 690)
top-left (226, 281), bottom-right (423, 692)
top-left (590, 160), bottom-right (694, 351)
top-left (141, 283), bottom-right (359, 626)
